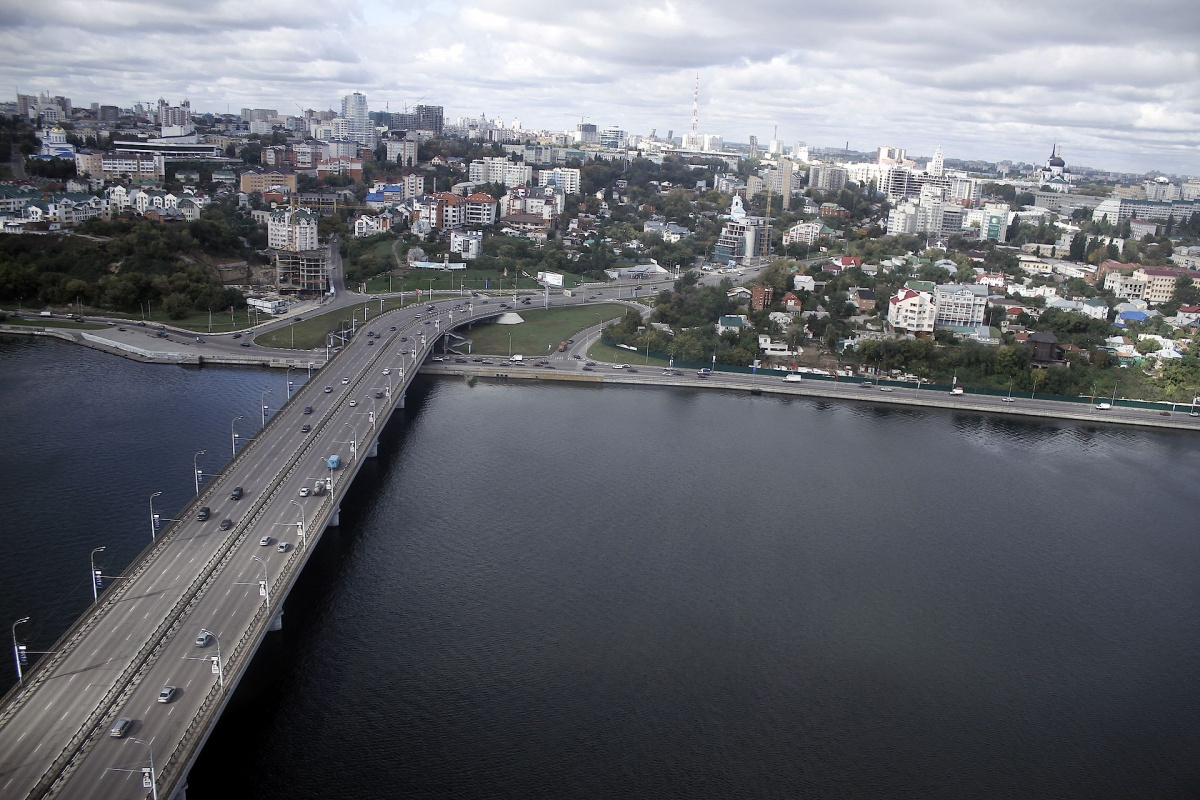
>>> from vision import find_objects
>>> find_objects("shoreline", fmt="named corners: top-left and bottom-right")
top-left (4, 324), bottom-right (1196, 433)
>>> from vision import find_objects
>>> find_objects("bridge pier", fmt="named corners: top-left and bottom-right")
top-left (367, 440), bottom-right (379, 458)
top-left (169, 779), bottom-right (188, 800)
top-left (269, 609), bottom-right (283, 632)
top-left (329, 505), bottom-right (341, 527)
top-left (398, 391), bottom-right (405, 409)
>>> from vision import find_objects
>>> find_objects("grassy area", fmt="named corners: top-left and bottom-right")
top-left (0, 303), bottom-right (259, 333)
top-left (0, 316), bottom-right (108, 331)
top-left (584, 340), bottom-right (672, 367)
top-left (253, 298), bottom-right (411, 349)
top-left (362, 268), bottom-right (585, 294)
top-left (460, 304), bottom-right (627, 357)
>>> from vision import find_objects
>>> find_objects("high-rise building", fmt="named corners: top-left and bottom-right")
top-left (415, 105), bottom-right (443, 135)
top-left (574, 123), bottom-right (598, 144)
top-left (600, 127), bottom-right (627, 149)
top-left (341, 92), bottom-right (372, 146)
top-left (928, 145), bottom-right (944, 177)
top-left (809, 164), bottom-right (848, 193)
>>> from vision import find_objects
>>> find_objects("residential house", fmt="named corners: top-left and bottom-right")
top-left (717, 315), bottom-right (750, 335)
top-left (887, 281), bottom-right (936, 334)
top-left (933, 284), bottom-right (989, 329)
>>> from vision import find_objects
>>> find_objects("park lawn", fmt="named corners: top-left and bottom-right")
top-left (583, 340), bottom-right (672, 367)
top-left (460, 303), bottom-right (627, 357)
top-left (253, 298), bottom-right (411, 350)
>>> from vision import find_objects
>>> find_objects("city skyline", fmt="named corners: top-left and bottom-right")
top-left (1, 0), bottom-right (1198, 175)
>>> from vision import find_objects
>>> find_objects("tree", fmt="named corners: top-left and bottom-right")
top-left (162, 292), bottom-right (192, 319)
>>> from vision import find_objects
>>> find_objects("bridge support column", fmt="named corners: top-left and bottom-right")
top-left (367, 440), bottom-right (379, 458)
top-left (169, 779), bottom-right (188, 800)
top-left (398, 391), bottom-right (405, 409)
top-left (329, 506), bottom-right (341, 527)
top-left (269, 609), bottom-right (283, 631)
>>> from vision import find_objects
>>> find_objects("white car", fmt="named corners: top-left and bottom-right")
top-left (299, 487), bottom-right (310, 497)
top-left (349, 399), bottom-right (357, 407)
top-left (431, 356), bottom-right (444, 362)
top-left (382, 368), bottom-right (391, 375)
top-left (341, 377), bottom-right (350, 385)
top-left (1096, 402), bottom-right (1112, 410)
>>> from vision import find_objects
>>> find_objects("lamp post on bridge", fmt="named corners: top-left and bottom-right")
top-left (260, 387), bottom-right (272, 429)
top-left (149, 491), bottom-right (162, 541)
top-left (285, 366), bottom-right (294, 400)
top-left (12, 617), bottom-right (29, 686)
top-left (343, 421), bottom-right (357, 461)
top-left (250, 555), bottom-right (270, 608)
top-left (230, 415), bottom-right (243, 458)
top-left (90, 546), bottom-right (106, 604)
top-left (200, 628), bottom-right (223, 691)
top-left (128, 738), bottom-right (159, 800)
top-left (290, 499), bottom-right (307, 549)
top-left (193, 450), bottom-right (206, 496)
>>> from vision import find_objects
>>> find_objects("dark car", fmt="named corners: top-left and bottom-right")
top-left (219, 518), bottom-right (233, 531)
top-left (401, 336), bottom-right (408, 341)
top-left (304, 405), bottom-right (313, 414)
top-left (573, 354), bottom-right (582, 360)
top-left (240, 342), bottom-right (251, 347)
top-left (367, 339), bottom-right (375, 345)
top-left (230, 486), bottom-right (244, 500)
top-left (109, 717), bottom-right (133, 738)
top-left (324, 386), bottom-right (332, 393)
top-left (390, 326), bottom-right (396, 331)
top-left (232, 333), bottom-right (242, 339)
top-left (196, 506), bottom-right (211, 521)
top-left (455, 357), bottom-right (468, 363)
top-left (301, 424), bottom-right (312, 433)
top-left (136, 321), bottom-right (147, 327)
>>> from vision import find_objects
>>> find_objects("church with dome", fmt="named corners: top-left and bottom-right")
top-left (1038, 145), bottom-right (1073, 192)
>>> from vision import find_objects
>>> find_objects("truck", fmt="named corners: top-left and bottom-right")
top-left (313, 479), bottom-right (327, 496)
top-left (783, 373), bottom-right (803, 382)
top-left (510, 354), bottom-right (524, 363)
top-left (557, 341), bottom-right (568, 352)
top-left (327, 454), bottom-right (341, 470)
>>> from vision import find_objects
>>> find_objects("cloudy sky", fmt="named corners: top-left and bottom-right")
top-left (2, 0), bottom-right (1199, 175)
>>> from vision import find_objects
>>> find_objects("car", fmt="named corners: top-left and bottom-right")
top-left (625, 367), bottom-right (637, 373)
top-left (573, 354), bottom-right (582, 360)
top-left (879, 387), bottom-right (894, 392)
top-left (472, 357), bottom-right (483, 362)
top-left (277, 541), bottom-right (290, 553)
top-left (1001, 397), bottom-right (1015, 403)
top-left (232, 333), bottom-right (242, 339)
top-left (481, 300), bottom-right (489, 304)
top-left (109, 717), bottom-right (133, 738)
top-left (230, 486), bottom-right (243, 500)
top-left (390, 326), bottom-right (396, 331)
top-left (240, 342), bottom-right (251, 347)
top-left (196, 506), bottom-right (211, 521)
top-left (349, 399), bottom-right (357, 407)
top-left (567, 339), bottom-right (574, 344)
top-left (1159, 411), bottom-right (1171, 416)
top-left (295, 316), bottom-right (303, 322)
top-left (582, 366), bottom-right (594, 371)
top-left (382, 368), bottom-right (391, 375)
top-left (859, 381), bottom-right (873, 388)
top-left (259, 535), bottom-right (273, 546)
top-left (697, 368), bottom-right (711, 377)
top-left (367, 331), bottom-right (374, 337)
top-left (304, 405), bottom-right (313, 414)
top-left (195, 631), bottom-right (211, 647)
top-left (1191, 412), bottom-right (1200, 418)
top-left (431, 356), bottom-right (445, 362)
top-left (545, 364), bottom-right (556, 369)
top-left (195, 336), bottom-right (205, 343)
top-left (324, 386), bottom-right (332, 393)
top-left (585, 361), bottom-right (596, 367)
top-left (401, 336), bottom-right (408, 341)
top-left (368, 339), bottom-right (375, 345)
top-left (423, 320), bottom-right (431, 325)
top-left (949, 387), bottom-right (964, 395)
top-left (117, 326), bottom-right (127, 332)
top-left (374, 391), bottom-right (384, 399)
top-left (481, 358), bottom-right (493, 364)
top-left (342, 377), bottom-right (350, 384)
top-left (157, 686), bottom-right (176, 704)
top-left (428, 305), bottom-right (436, 311)
top-left (613, 364), bottom-right (627, 370)
top-left (500, 360), bottom-right (510, 366)
top-left (219, 518), bottom-right (233, 531)
top-left (454, 357), bottom-right (468, 363)
top-left (1096, 402), bottom-right (1112, 410)
top-left (301, 423), bottom-right (311, 433)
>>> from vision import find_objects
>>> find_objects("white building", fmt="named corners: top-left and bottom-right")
top-left (341, 92), bottom-right (372, 146)
top-left (887, 283), bottom-right (937, 334)
top-left (268, 207), bottom-right (319, 251)
top-left (468, 157), bottom-right (532, 186)
top-left (450, 230), bottom-right (484, 260)
top-left (537, 167), bottom-right (581, 195)
top-left (933, 284), bottom-right (989, 328)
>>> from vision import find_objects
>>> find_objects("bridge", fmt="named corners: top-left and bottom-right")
top-left (0, 294), bottom-right (570, 800)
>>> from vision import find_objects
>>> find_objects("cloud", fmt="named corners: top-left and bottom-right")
top-left (1, 0), bottom-right (1198, 173)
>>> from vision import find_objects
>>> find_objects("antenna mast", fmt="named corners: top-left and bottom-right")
top-left (690, 74), bottom-right (699, 144)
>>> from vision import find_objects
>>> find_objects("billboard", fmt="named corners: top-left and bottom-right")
top-left (537, 271), bottom-right (565, 287)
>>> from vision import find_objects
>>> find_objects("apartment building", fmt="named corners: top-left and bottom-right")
top-left (933, 284), bottom-right (989, 328)
top-left (468, 157), bottom-right (533, 186)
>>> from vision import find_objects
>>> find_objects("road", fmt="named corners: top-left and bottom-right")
top-left (0, 293), bottom-right (537, 800)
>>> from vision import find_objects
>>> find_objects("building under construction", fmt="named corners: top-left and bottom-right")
top-left (274, 249), bottom-right (330, 297)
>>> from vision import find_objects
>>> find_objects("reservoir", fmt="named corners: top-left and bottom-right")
top-left (3, 336), bottom-right (1199, 798)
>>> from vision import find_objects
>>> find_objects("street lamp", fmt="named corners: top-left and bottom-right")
top-left (12, 617), bottom-right (29, 685)
top-left (251, 555), bottom-right (270, 607)
top-left (90, 546), bottom-right (106, 604)
top-left (285, 366), bottom-right (294, 400)
top-left (230, 415), bottom-right (243, 458)
top-left (260, 387), bottom-right (272, 429)
top-left (193, 450), bottom-right (206, 496)
top-left (200, 628), bottom-right (224, 691)
top-left (344, 421), bottom-right (357, 461)
top-left (129, 738), bottom-right (159, 800)
top-left (149, 491), bottom-right (162, 541)
top-left (290, 499), bottom-right (306, 549)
